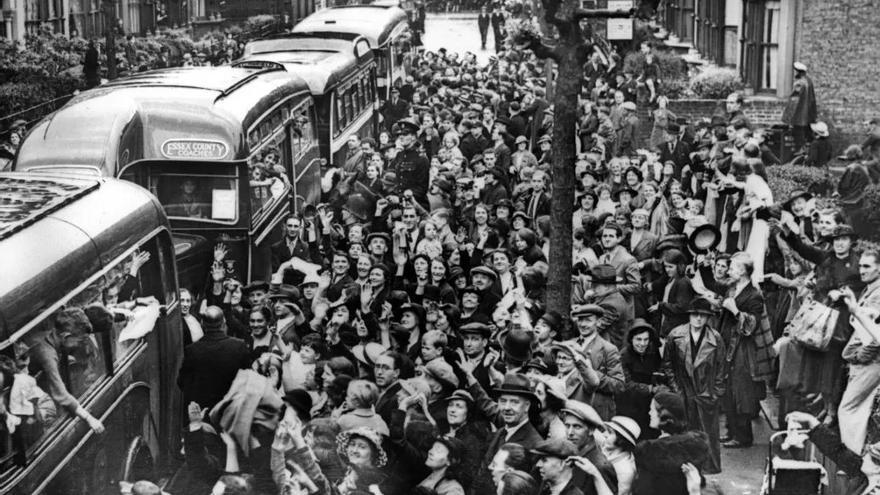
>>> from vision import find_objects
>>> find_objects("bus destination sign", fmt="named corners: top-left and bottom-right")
top-left (161, 139), bottom-right (230, 160)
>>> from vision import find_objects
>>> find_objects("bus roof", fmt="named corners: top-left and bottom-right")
top-left (15, 67), bottom-right (312, 176)
top-left (0, 173), bottom-right (169, 343)
top-left (240, 35), bottom-right (374, 95)
top-left (291, 5), bottom-right (409, 49)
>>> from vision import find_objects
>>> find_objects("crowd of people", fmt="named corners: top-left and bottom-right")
top-left (8, 4), bottom-right (880, 495)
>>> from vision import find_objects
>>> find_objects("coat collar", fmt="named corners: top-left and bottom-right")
top-left (677, 326), bottom-right (719, 376)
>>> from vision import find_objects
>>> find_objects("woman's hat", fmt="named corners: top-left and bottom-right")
top-left (810, 121), bottom-right (829, 137)
top-left (538, 310), bottom-right (563, 333)
top-left (687, 223), bottom-right (721, 254)
top-left (783, 189), bottom-right (813, 210)
top-left (686, 297), bottom-right (717, 315)
top-left (352, 342), bottom-right (386, 367)
top-left (336, 427), bottom-right (388, 467)
top-left (492, 373), bottom-right (538, 402)
top-left (444, 389), bottom-right (475, 404)
top-left (613, 187), bottom-right (638, 201)
top-left (831, 224), bottom-right (858, 240)
top-left (605, 416), bottom-right (641, 448)
top-left (523, 357), bottom-right (550, 374)
top-left (283, 389), bottom-right (313, 422)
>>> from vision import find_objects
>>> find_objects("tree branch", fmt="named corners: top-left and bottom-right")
top-left (517, 31), bottom-right (560, 62)
top-left (573, 8), bottom-right (635, 21)
top-left (541, 0), bottom-right (567, 28)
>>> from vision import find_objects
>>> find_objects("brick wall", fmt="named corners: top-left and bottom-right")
top-left (635, 98), bottom-right (787, 143)
top-left (795, 0), bottom-right (880, 149)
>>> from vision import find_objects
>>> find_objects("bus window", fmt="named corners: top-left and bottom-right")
top-left (336, 91), bottom-right (346, 132)
top-left (8, 237), bottom-right (165, 455)
top-left (249, 143), bottom-right (290, 220)
top-left (153, 174), bottom-right (239, 223)
top-left (297, 106), bottom-right (316, 149)
top-left (344, 90), bottom-right (353, 127)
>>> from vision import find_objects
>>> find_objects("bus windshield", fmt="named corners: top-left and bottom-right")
top-left (152, 173), bottom-right (240, 224)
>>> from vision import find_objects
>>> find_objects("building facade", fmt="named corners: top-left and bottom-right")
top-left (0, 0), bottom-right (155, 42)
top-left (661, 0), bottom-right (880, 144)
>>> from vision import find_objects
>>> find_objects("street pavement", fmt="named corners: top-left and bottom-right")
top-left (422, 13), bottom-right (770, 494)
top-left (423, 13), bottom-right (495, 64)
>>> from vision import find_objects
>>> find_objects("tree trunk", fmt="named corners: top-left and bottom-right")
top-left (104, 1), bottom-right (117, 80)
top-left (544, 41), bottom-right (581, 327)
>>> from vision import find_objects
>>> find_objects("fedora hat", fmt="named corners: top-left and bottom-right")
top-left (687, 297), bottom-right (717, 315)
top-left (587, 264), bottom-right (617, 285)
top-left (492, 373), bottom-right (538, 402)
top-left (502, 328), bottom-right (533, 362)
top-left (268, 284), bottom-right (301, 302)
top-left (687, 223), bottom-right (721, 254)
top-left (605, 416), bottom-right (641, 448)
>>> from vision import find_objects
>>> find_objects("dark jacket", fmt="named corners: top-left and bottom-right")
top-left (657, 139), bottom-right (692, 180)
top-left (632, 431), bottom-right (711, 495)
top-left (177, 330), bottom-right (251, 409)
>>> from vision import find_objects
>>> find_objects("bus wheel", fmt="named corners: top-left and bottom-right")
top-left (122, 436), bottom-right (155, 483)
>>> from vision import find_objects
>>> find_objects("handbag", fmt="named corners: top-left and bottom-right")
top-left (787, 299), bottom-right (839, 351)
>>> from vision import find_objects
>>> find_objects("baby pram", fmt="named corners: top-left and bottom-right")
top-left (761, 430), bottom-right (826, 495)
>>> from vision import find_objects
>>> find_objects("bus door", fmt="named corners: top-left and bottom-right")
top-left (246, 100), bottom-right (321, 282)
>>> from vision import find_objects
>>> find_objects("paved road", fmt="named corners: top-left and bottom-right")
top-left (423, 13), bottom-right (496, 64)
top-left (422, 13), bottom-right (770, 493)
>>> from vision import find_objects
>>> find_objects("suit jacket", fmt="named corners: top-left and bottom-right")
top-left (599, 246), bottom-right (642, 301)
top-left (490, 12), bottom-right (505, 32)
top-left (271, 237), bottom-right (321, 285)
top-left (522, 190), bottom-right (550, 223)
top-left (177, 331), bottom-right (251, 409)
top-left (508, 114), bottom-right (527, 138)
top-left (629, 230), bottom-right (658, 261)
top-left (563, 335), bottom-right (625, 420)
top-left (477, 14), bottom-right (490, 32)
top-left (657, 139), bottom-right (692, 180)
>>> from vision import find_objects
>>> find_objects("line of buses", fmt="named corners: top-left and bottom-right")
top-left (1, 5), bottom-right (413, 494)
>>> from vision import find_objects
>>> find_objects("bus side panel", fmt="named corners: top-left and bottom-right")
top-left (41, 384), bottom-right (153, 495)
top-left (315, 96), bottom-right (333, 165)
